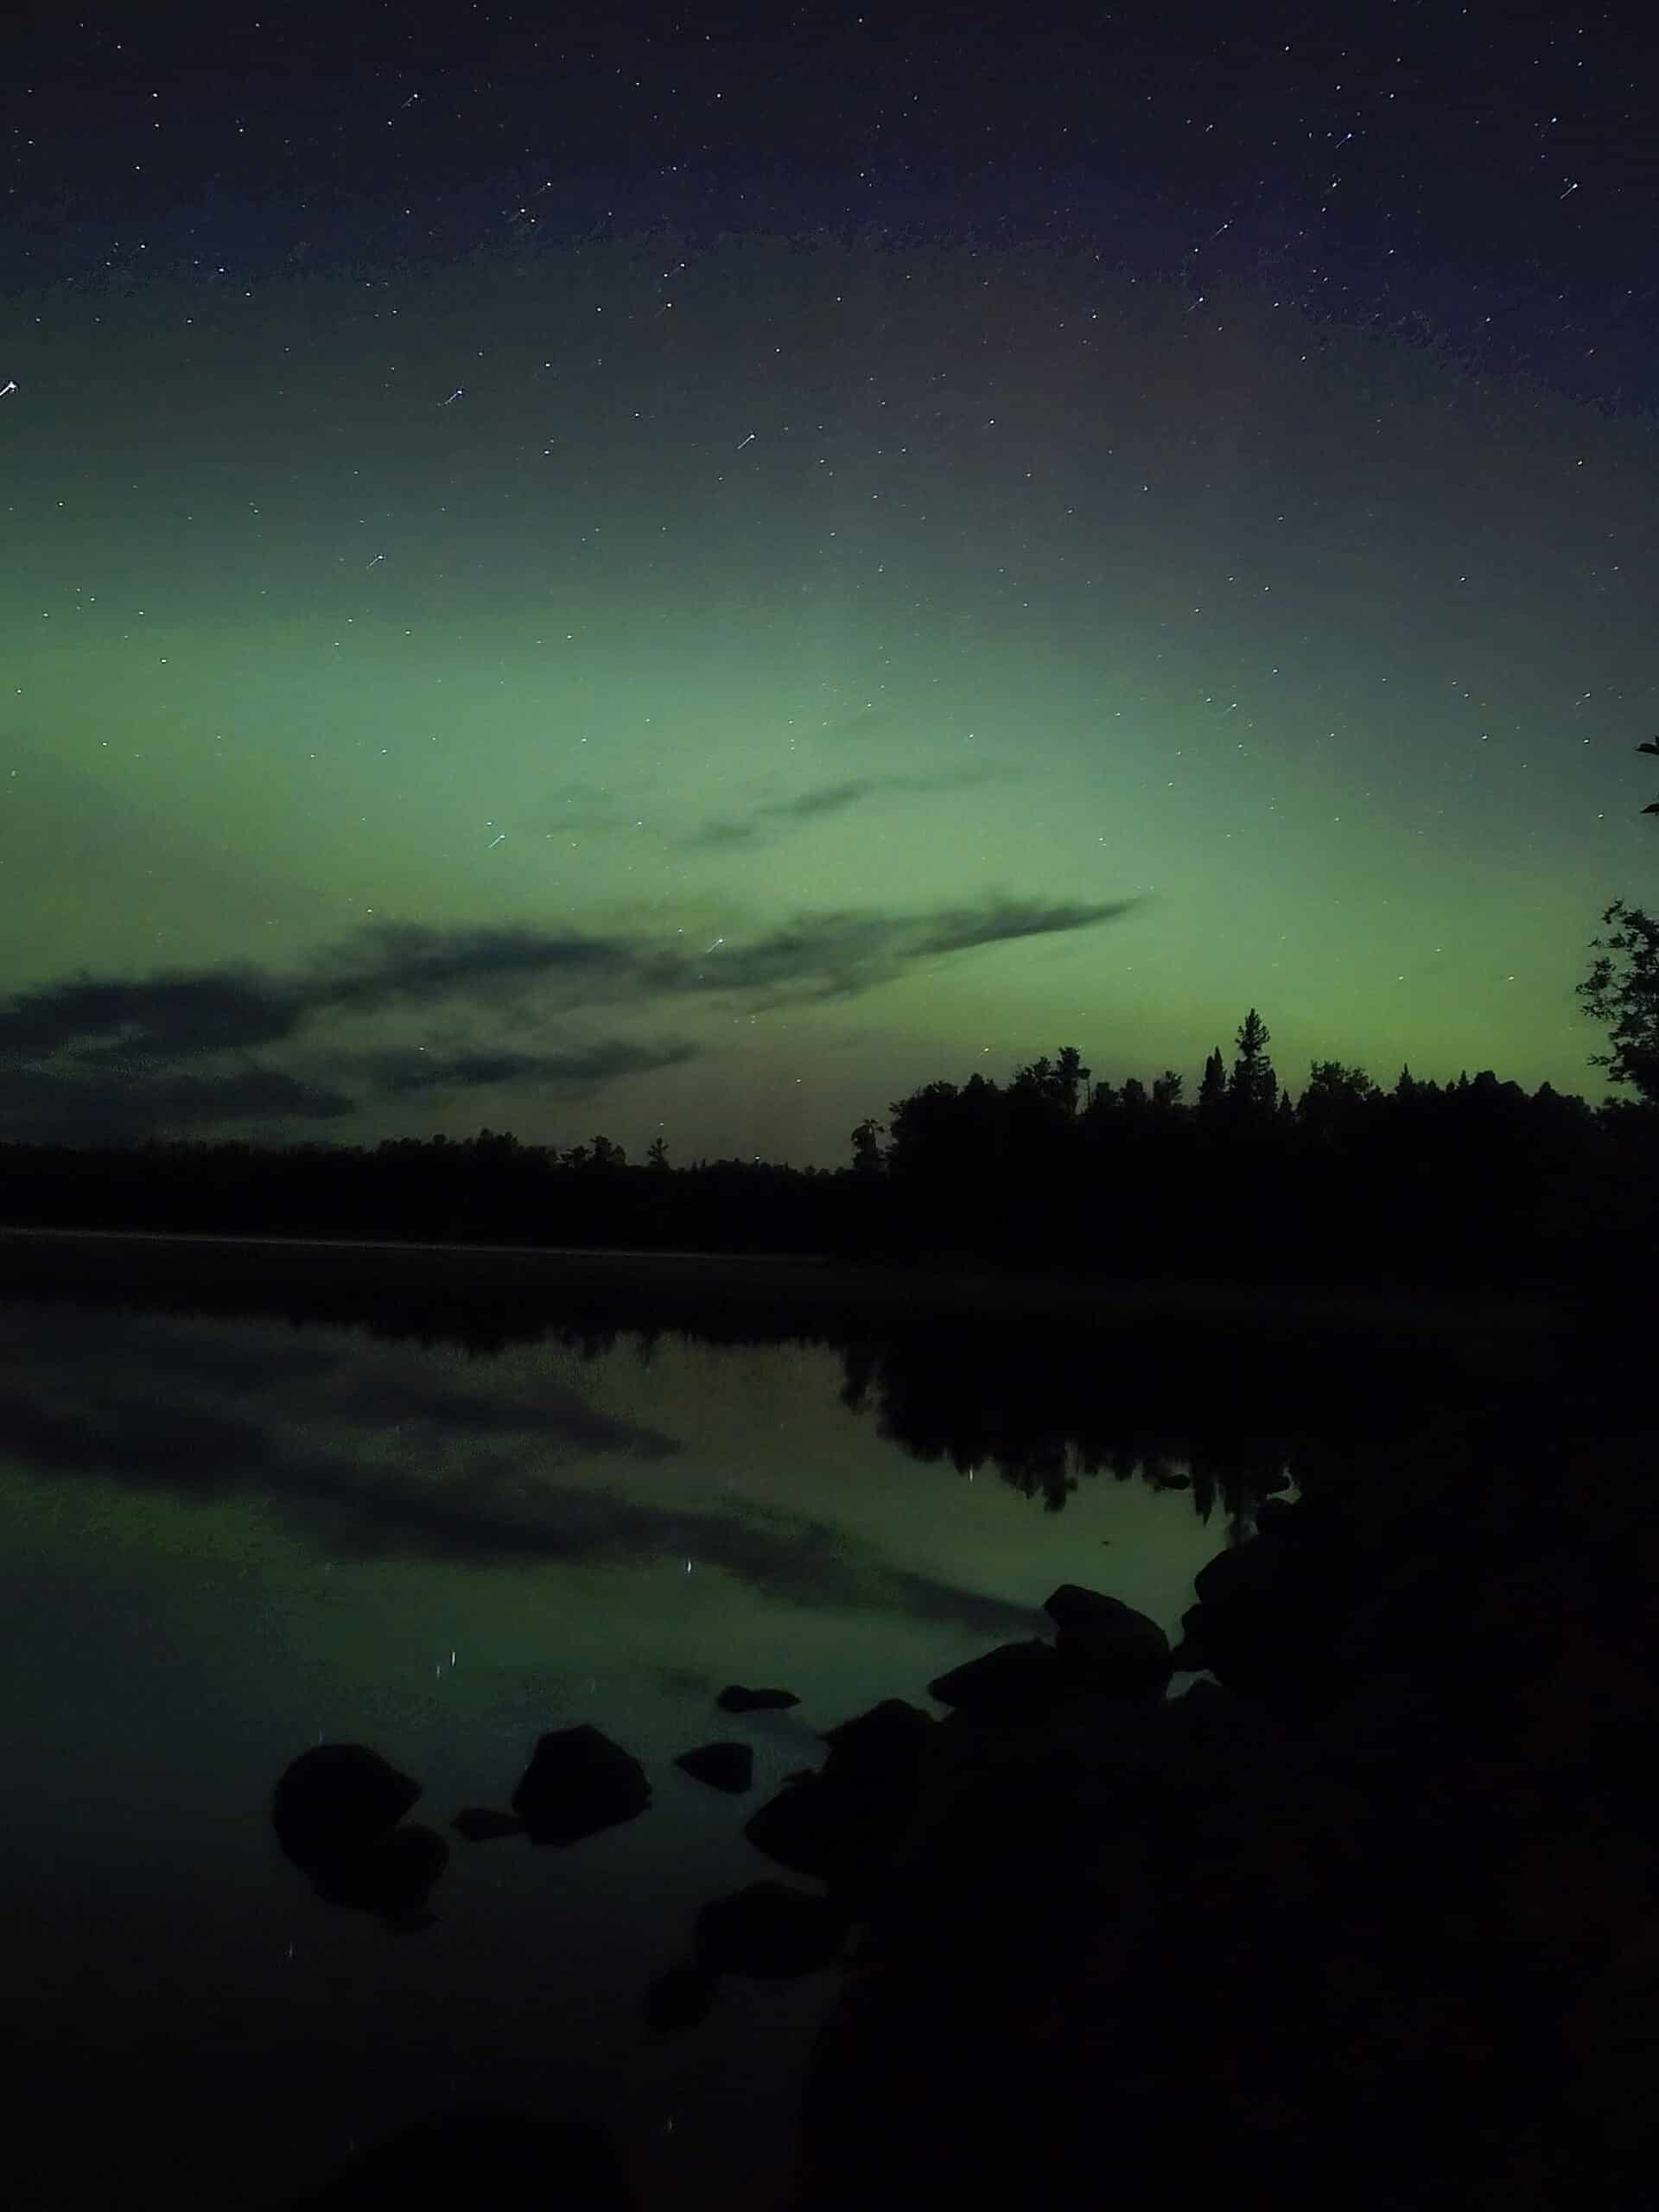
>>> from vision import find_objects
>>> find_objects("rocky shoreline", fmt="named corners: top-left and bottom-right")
top-left (790, 1404), bottom-right (1658, 2209)
top-left (282, 1389), bottom-right (1656, 2209)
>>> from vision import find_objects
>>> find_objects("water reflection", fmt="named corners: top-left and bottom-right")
top-left (1, 1235), bottom-right (1555, 1531)
top-left (0, 1255), bottom-right (1589, 2212)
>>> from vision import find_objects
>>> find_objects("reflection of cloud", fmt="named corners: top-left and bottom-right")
top-left (0, 1305), bottom-right (1046, 1639)
top-left (0, 893), bottom-right (1139, 1137)
top-left (682, 769), bottom-right (991, 852)
top-left (0, 1303), bottom-right (683, 1540)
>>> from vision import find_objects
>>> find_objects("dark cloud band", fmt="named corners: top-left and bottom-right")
top-left (0, 892), bottom-right (1138, 1139)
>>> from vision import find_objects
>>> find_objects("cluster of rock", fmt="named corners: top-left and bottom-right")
top-left (270, 1743), bottom-right (448, 1931)
top-left (276, 1405), bottom-right (1657, 2207)
top-left (792, 1414), bottom-right (1659, 2210)
top-left (270, 1686), bottom-right (802, 1930)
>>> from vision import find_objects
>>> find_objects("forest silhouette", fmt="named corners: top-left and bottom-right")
top-left (3, 1004), bottom-right (1656, 1294)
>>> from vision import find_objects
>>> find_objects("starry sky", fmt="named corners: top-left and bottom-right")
top-left (3, 0), bottom-right (1656, 1165)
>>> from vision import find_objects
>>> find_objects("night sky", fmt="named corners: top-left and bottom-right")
top-left (3, 0), bottom-right (1656, 1165)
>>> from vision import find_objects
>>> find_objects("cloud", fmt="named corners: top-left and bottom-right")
top-left (638, 895), bottom-right (1141, 1003)
top-left (308, 922), bottom-right (636, 1014)
top-left (0, 966), bottom-right (300, 1058)
top-left (0, 1055), bottom-right (355, 1144)
top-left (684, 779), bottom-right (882, 849)
top-left (0, 892), bottom-right (1138, 1137)
top-left (361, 1038), bottom-right (697, 1096)
top-left (681, 769), bottom-right (992, 852)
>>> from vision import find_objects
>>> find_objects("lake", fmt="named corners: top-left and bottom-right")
top-left (0, 1237), bottom-right (1587, 2210)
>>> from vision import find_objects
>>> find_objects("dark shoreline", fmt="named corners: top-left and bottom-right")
top-left (0, 1224), bottom-right (1580, 1346)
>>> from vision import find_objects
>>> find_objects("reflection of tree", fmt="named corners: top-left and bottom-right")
top-left (838, 1329), bottom-right (1302, 1520)
top-left (9, 1257), bottom-right (1573, 1530)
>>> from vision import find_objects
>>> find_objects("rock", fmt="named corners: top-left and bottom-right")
top-left (1168, 1598), bottom-right (1211, 1669)
top-left (271, 1744), bottom-right (422, 1866)
top-left (1192, 1535), bottom-right (1287, 1608)
top-left (451, 1806), bottom-right (526, 1842)
top-left (270, 1746), bottom-right (445, 1926)
top-left (308, 1824), bottom-right (450, 1926)
top-left (927, 1639), bottom-right (1066, 1715)
top-left (742, 1703), bottom-right (931, 1899)
top-left (1195, 1612), bottom-right (1312, 1707)
top-left (717, 1685), bottom-right (800, 1713)
top-left (676, 1741), bottom-right (754, 1793)
top-left (744, 1775), bottom-right (855, 1884)
top-left (787, 1391), bottom-right (1659, 2210)
top-left (1051, 1630), bottom-right (1170, 1702)
top-left (511, 1725), bottom-right (651, 1846)
top-left (1559, 1905), bottom-right (1659, 2183)
top-left (1043, 1583), bottom-right (1131, 1635)
top-left (292, 2112), bottom-right (636, 2208)
top-left (819, 1699), bottom-right (933, 1789)
top-left (873, 1748), bottom-right (1109, 1978)
top-left (695, 1881), bottom-right (849, 1978)
top-left (1496, 1816), bottom-right (1656, 1969)
top-left (1044, 1586), bottom-right (1172, 1696)
top-left (1252, 1496), bottom-right (1303, 1535)
top-left (644, 1961), bottom-right (717, 2032)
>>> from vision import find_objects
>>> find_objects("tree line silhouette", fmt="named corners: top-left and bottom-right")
top-left (3, 736), bottom-right (1656, 1295)
top-left (1, 1006), bottom-right (1654, 1293)
top-left (861, 1014), bottom-right (1659, 1288)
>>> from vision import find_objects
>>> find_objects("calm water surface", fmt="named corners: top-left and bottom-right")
top-left (1, 1294), bottom-right (1255, 2211)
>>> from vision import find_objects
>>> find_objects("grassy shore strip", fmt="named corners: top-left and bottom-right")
top-left (0, 1224), bottom-right (1576, 1345)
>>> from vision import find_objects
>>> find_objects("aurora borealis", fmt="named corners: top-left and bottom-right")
top-left (3, 3), bottom-right (1656, 1165)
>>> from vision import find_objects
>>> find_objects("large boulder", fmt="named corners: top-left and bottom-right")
top-left (271, 1745), bottom-right (422, 1865)
top-left (926, 1640), bottom-right (1067, 1718)
top-left (743, 1775), bottom-right (848, 1883)
top-left (695, 1881), bottom-right (849, 1978)
top-left (270, 1745), bottom-right (445, 1927)
top-left (511, 1725), bottom-right (651, 1846)
top-left (743, 1700), bottom-right (933, 1898)
top-left (675, 1741), bottom-right (754, 1794)
top-left (1167, 1600), bottom-right (1210, 1670)
top-left (716, 1685), bottom-right (800, 1713)
top-left (867, 1745), bottom-right (1124, 1987)
top-left (819, 1699), bottom-right (933, 1792)
top-left (307, 1825), bottom-right (450, 1926)
top-left (1044, 1586), bottom-right (1172, 1697)
top-left (1192, 1534), bottom-right (1287, 1609)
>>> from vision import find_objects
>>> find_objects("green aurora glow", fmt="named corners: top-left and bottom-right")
top-left (3, 240), bottom-right (1655, 1162)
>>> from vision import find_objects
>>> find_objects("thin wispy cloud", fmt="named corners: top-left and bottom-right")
top-left (681, 768), bottom-right (992, 852)
top-left (360, 1039), bottom-right (696, 1096)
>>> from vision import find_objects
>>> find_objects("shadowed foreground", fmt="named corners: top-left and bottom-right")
top-left (788, 1395), bottom-right (1657, 2210)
